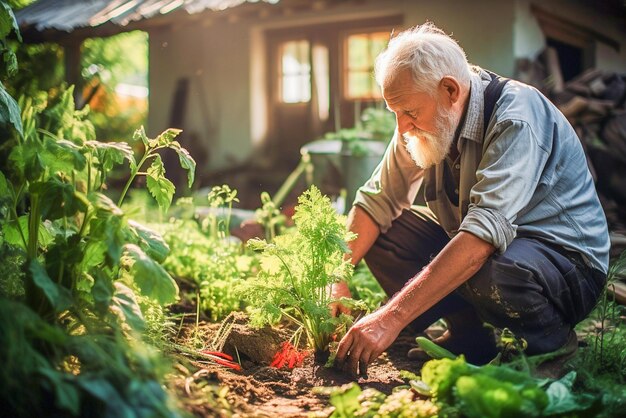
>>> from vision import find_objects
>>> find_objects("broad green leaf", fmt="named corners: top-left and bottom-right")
top-left (87, 192), bottom-right (127, 265)
top-left (30, 177), bottom-right (89, 221)
top-left (111, 281), bottom-right (145, 330)
top-left (169, 141), bottom-right (196, 187)
top-left (127, 219), bottom-right (169, 263)
top-left (92, 270), bottom-right (113, 314)
top-left (76, 378), bottom-right (131, 417)
top-left (544, 372), bottom-right (600, 416)
top-left (29, 259), bottom-right (72, 312)
top-left (42, 136), bottom-right (87, 173)
top-left (8, 140), bottom-right (44, 181)
top-left (2, 215), bottom-right (54, 250)
top-left (0, 170), bottom-right (13, 209)
top-left (146, 154), bottom-right (175, 213)
top-left (80, 240), bottom-right (107, 271)
top-left (86, 140), bottom-right (135, 173)
top-left (38, 369), bottom-right (80, 415)
top-left (0, 2), bottom-right (21, 41)
top-left (89, 191), bottom-right (123, 216)
top-left (121, 244), bottom-right (178, 304)
top-left (0, 87), bottom-right (23, 135)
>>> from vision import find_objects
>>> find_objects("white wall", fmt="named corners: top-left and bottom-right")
top-left (149, 20), bottom-right (252, 181)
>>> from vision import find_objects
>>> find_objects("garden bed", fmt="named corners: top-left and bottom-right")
top-left (168, 315), bottom-right (424, 418)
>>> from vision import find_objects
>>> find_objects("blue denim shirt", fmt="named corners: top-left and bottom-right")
top-left (354, 67), bottom-right (610, 273)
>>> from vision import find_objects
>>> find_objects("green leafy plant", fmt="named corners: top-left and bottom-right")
top-left (117, 126), bottom-right (196, 213)
top-left (315, 382), bottom-right (438, 418)
top-left (255, 191), bottom-right (286, 242)
top-left (203, 184), bottom-right (239, 239)
top-left (323, 106), bottom-right (394, 157)
top-left (0, 6), bottom-right (191, 413)
top-left (156, 217), bottom-right (255, 322)
top-left (238, 185), bottom-right (365, 355)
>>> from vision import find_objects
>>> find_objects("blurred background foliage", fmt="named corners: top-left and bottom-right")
top-left (6, 0), bottom-right (148, 143)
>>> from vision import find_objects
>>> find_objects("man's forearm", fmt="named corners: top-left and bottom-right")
top-left (345, 205), bottom-right (381, 266)
top-left (385, 231), bottom-right (496, 326)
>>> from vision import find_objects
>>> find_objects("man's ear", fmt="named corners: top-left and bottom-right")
top-left (439, 76), bottom-right (461, 105)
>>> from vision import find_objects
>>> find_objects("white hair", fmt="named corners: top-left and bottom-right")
top-left (375, 22), bottom-right (471, 96)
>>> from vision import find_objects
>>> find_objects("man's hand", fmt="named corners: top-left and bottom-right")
top-left (335, 307), bottom-right (403, 378)
top-left (329, 281), bottom-right (352, 317)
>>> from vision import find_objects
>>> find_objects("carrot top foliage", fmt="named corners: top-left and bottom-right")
top-left (239, 186), bottom-right (366, 354)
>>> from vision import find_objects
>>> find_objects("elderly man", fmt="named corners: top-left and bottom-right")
top-left (332, 22), bottom-right (609, 377)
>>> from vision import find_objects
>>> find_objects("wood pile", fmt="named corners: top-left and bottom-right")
top-left (516, 48), bottom-right (626, 254)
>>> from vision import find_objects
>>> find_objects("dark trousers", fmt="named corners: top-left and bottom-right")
top-left (364, 207), bottom-right (606, 355)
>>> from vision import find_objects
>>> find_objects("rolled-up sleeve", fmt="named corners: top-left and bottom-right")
top-left (353, 132), bottom-right (424, 233)
top-left (459, 120), bottom-right (549, 253)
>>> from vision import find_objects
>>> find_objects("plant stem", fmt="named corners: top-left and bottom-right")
top-left (118, 152), bottom-right (151, 207)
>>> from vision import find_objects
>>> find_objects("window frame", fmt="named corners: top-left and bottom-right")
top-left (277, 38), bottom-right (312, 105)
top-left (341, 27), bottom-right (391, 101)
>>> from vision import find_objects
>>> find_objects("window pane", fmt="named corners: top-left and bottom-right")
top-left (280, 40), bottom-right (311, 103)
top-left (348, 72), bottom-right (381, 99)
top-left (345, 31), bottom-right (388, 99)
top-left (348, 34), bottom-right (368, 69)
top-left (282, 74), bottom-right (311, 103)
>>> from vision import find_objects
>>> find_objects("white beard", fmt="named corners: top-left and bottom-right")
top-left (402, 105), bottom-right (461, 169)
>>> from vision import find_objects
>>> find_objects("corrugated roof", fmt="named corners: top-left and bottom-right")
top-left (16, 0), bottom-right (280, 32)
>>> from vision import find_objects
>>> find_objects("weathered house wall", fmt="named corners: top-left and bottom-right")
top-left (146, 0), bottom-right (625, 180)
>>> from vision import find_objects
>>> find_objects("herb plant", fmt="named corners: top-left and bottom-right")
top-left (238, 186), bottom-right (364, 354)
top-left (0, 6), bottom-right (194, 414)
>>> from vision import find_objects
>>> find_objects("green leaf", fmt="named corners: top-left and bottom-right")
top-left (42, 136), bottom-right (87, 173)
top-left (152, 127), bottom-right (182, 148)
top-left (0, 170), bottom-right (13, 210)
top-left (80, 240), bottom-right (107, 271)
top-left (111, 281), bottom-right (145, 330)
top-left (38, 369), bottom-right (80, 415)
top-left (76, 378), bottom-right (131, 417)
top-left (146, 154), bottom-right (175, 213)
top-left (92, 270), bottom-right (113, 314)
top-left (0, 87), bottom-right (23, 135)
top-left (29, 259), bottom-right (72, 312)
top-left (169, 141), bottom-right (196, 187)
top-left (86, 140), bottom-right (136, 173)
top-left (121, 244), bottom-right (178, 304)
top-left (0, 2), bottom-right (21, 41)
top-left (543, 372), bottom-right (600, 416)
top-left (2, 215), bottom-right (54, 250)
top-left (88, 193), bottom-right (126, 266)
top-left (133, 125), bottom-right (149, 147)
top-left (328, 382), bottom-right (363, 418)
top-left (30, 177), bottom-right (89, 221)
top-left (127, 219), bottom-right (170, 263)
top-left (1, 48), bottom-right (18, 78)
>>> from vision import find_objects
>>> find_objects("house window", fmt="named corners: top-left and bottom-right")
top-left (344, 31), bottom-right (389, 100)
top-left (280, 40), bottom-right (311, 103)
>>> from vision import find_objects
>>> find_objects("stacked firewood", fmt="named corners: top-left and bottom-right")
top-left (516, 47), bottom-right (626, 244)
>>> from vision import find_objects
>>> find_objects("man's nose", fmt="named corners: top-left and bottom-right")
top-left (396, 114), bottom-right (414, 135)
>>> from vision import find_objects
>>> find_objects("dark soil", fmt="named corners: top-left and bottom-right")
top-left (167, 313), bottom-right (428, 418)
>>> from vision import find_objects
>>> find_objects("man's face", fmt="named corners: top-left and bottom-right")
top-left (383, 70), bottom-right (462, 169)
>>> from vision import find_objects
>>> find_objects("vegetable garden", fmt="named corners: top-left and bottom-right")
top-left (1, 4), bottom-right (626, 417)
